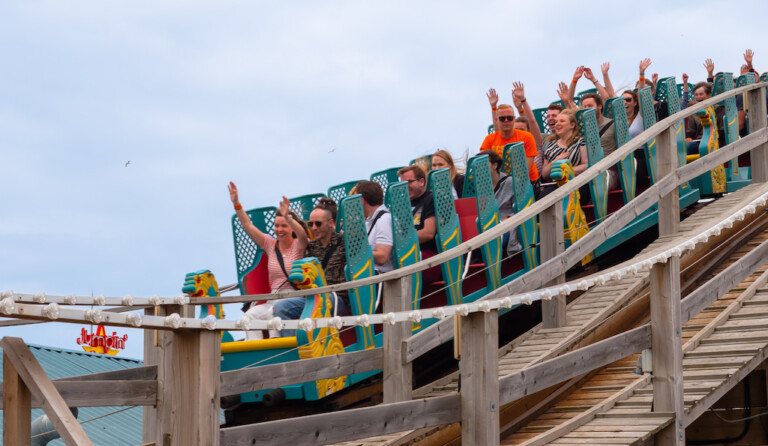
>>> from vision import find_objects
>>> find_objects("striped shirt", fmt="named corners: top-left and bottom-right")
top-left (543, 137), bottom-right (586, 167)
top-left (262, 235), bottom-right (308, 292)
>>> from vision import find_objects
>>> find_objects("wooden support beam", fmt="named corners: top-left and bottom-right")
top-left (219, 394), bottom-right (461, 445)
top-left (220, 347), bottom-right (382, 396)
top-left (0, 337), bottom-right (93, 446)
top-left (382, 276), bottom-right (413, 403)
top-left (656, 126), bottom-right (679, 236)
top-left (649, 257), bottom-right (685, 445)
top-left (460, 310), bottom-right (499, 445)
top-left (540, 203), bottom-right (565, 328)
top-left (143, 307), bottom-right (160, 444)
top-left (748, 86), bottom-right (768, 182)
top-left (0, 379), bottom-right (156, 408)
top-left (3, 351), bottom-right (31, 446)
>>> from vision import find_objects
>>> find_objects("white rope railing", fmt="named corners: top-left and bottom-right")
top-left (3, 190), bottom-right (766, 332)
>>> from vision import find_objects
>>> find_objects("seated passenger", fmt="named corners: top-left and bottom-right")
top-left (479, 150), bottom-right (522, 254)
top-left (356, 181), bottom-right (395, 273)
top-left (480, 104), bottom-right (540, 198)
top-left (686, 82), bottom-right (726, 149)
top-left (228, 182), bottom-right (309, 340)
top-left (397, 165), bottom-right (441, 283)
top-left (580, 93), bottom-right (619, 190)
top-left (431, 149), bottom-right (465, 199)
top-left (540, 109), bottom-right (587, 191)
top-left (273, 198), bottom-right (349, 337)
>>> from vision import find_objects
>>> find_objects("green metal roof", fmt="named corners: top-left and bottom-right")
top-left (0, 343), bottom-right (144, 446)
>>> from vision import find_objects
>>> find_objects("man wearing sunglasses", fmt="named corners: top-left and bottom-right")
top-left (480, 104), bottom-right (540, 197)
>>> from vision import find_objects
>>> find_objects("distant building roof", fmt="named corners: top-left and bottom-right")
top-left (0, 343), bottom-right (144, 446)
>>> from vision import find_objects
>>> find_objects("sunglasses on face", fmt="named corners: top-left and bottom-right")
top-left (623, 97), bottom-right (633, 103)
top-left (498, 116), bottom-right (515, 122)
top-left (307, 221), bottom-right (326, 228)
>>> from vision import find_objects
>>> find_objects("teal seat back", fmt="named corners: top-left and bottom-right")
top-left (503, 143), bottom-right (539, 270)
top-left (575, 108), bottom-right (608, 224)
top-left (428, 168), bottom-right (464, 305)
top-left (639, 86), bottom-right (658, 184)
top-left (371, 167), bottom-right (403, 200)
top-left (328, 180), bottom-right (363, 233)
top-left (656, 77), bottom-right (691, 194)
top-left (231, 206), bottom-right (276, 294)
top-left (604, 97), bottom-right (636, 202)
top-left (288, 193), bottom-right (326, 221)
top-left (761, 73), bottom-right (768, 82)
top-left (737, 72), bottom-right (757, 87)
top-left (410, 154), bottom-right (432, 169)
top-left (532, 107), bottom-right (551, 135)
top-left (577, 88), bottom-right (598, 103)
top-left (551, 99), bottom-right (566, 107)
top-left (466, 154), bottom-right (502, 290)
top-left (677, 83), bottom-right (694, 99)
top-left (339, 195), bottom-right (377, 349)
top-left (488, 124), bottom-right (496, 134)
top-left (714, 73), bottom-right (741, 179)
top-left (385, 181), bottom-right (422, 314)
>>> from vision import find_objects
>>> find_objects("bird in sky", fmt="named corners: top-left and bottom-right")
top-left (328, 148), bottom-right (336, 154)
top-left (125, 161), bottom-right (131, 167)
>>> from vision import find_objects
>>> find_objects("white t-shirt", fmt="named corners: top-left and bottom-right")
top-left (366, 206), bottom-right (395, 273)
top-left (628, 114), bottom-right (644, 139)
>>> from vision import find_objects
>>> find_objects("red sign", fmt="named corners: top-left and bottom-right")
top-left (76, 325), bottom-right (128, 355)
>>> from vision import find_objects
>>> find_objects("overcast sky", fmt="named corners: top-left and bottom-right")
top-left (2, 0), bottom-right (767, 359)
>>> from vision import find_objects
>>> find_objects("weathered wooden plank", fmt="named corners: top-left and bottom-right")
top-left (383, 276), bottom-right (412, 403)
top-left (0, 379), bottom-right (156, 408)
top-left (541, 202), bottom-right (566, 328)
top-left (219, 395), bottom-right (461, 445)
top-left (3, 351), bottom-right (31, 446)
top-left (0, 337), bottom-right (93, 446)
top-left (220, 347), bottom-right (382, 396)
top-left (499, 325), bottom-right (651, 405)
top-left (748, 86), bottom-right (768, 182)
top-left (460, 310), bottom-right (499, 444)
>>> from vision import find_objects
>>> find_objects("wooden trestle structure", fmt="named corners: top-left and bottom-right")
top-left (3, 82), bottom-right (768, 446)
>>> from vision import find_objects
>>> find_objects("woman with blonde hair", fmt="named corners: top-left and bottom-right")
top-left (541, 109), bottom-right (588, 182)
top-left (431, 149), bottom-right (465, 199)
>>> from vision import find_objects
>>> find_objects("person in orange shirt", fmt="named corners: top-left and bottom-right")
top-left (480, 104), bottom-right (540, 198)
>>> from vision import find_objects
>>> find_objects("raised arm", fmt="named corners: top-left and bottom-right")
top-left (278, 196), bottom-right (309, 246)
top-left (512, 81), bottom-right (543, 147)
top-left (487, 88), bottom-right (499, 130)
top-left (681, 72), bottom-right (690, 109)
top-left (567, 66), bottom-right (584, 105)
top-left (583, 67), bottom-right (610, 101)
top-left (703, 58), bottom-right (715, 83)
top-left (601, 62), bottom-right (615, 98)
top-left (557, 82), bottom-right (576, 110)
top-left (229, 181), bottom-right (266, 247)
top-left (744, 49), bottom-right (756, 74)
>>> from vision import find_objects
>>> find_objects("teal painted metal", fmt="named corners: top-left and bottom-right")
top-left (532, 107), bottom-right (550, 134)
top-left (410, 154), bottom-right (432, 168)
top-left (737, 72), bottom-right (757, 87)
top-left (503, 143), bottom-right (539, 270)
top-left (467, 154), bottom-right (502, 291)
top-left (328, 180), bottom-right (363, 233)
top-left (370, 167), bottom-right (403, 200)
top-left (429, 168), bottom-right (464, 305)
top-left (0, 344), bottom-right (146, 446)
top-left (462, 156), bottom-right (478, 198)
top-left (577, 88), bottom-right (598, 103)
top-left (488, 124), bottom-right (496, 134)
top-left (714, 72), bottom-right (742, 181)
top-left (288, 193), bottom-right (326, 221)
top-left (340, 195), bottom-right (378, 348)
top-left (677, 82), bottom-right (694, 99)
top-left (604, 97), bottom-right (636, 203)
top-left (639, 86), bottom-right (658, 184)
top-left (232, 206), bottom-right (275, 293)
top-left (656, 77), bottom-right (692, 195)
top-left (575, 108), bottom-right (608, 224)
top-left (386, 181), bottom-right (422, 314)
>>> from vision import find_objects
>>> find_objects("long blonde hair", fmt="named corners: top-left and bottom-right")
top-left (432, 150), bottom-right (459, 182)
top-left (545, 109), bottom-right (581, 147)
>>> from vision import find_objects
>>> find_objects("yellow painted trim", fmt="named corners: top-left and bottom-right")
top-left (222, 337), bottom-right (298, 353)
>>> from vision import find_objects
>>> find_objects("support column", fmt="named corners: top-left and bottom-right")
top-left (142, 307), bottom-right (159, 444)
top-left (3, 351), bottom-right (31, 445)
top-left (657, 127), bottom-right (680, 236)
top-left (382, 276), bottom-right (413, 403)
top-left (748, 86), bottom-right (768, 183)
top-left (460, 310), bottom-right (499, 445)
top-left (540, 202), bottom-right (565, 328)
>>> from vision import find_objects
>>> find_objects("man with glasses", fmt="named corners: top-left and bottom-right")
top-left (397, 165), bottom-right (441, 283)
top-left (273, 198), bottom-right (348, 336)
top-left (480, 104), bottom-right (540, 198)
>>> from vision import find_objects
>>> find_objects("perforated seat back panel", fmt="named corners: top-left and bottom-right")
top-left (288, 193), bottom-right (326, 221)
top-left (657, 77), bottom-right (690, 192)
top-left (328, 180), bottom-right (363, 233)
top-left (232, 207), bottom-right (276, 293)
top-left (505, 143), bottom-right (539, 270)
top-left (429, 168), bottom-right (464, 305)
top-left (467, 155), bottom-right (502, 290)
top-left (714, 72), bottom-right (741, 178)
top-left (604, 97), bottom-right (636, 202)
top-left (386, 181), bottom-right (422, 311)
top-left (639, 86), bottom-right (658, 184)
top-left (532, 107), bottom-right (551, 135)
top-left (576, 108), bottom-right (607, 223)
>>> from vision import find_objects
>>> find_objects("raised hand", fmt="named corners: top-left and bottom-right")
top-left (639, 58), bottom-right (652, 74)
top-left (279, 196), bottom-right (291, 219)
top-left (651, 73), bottom-right (658, 85)
top-left (557, 81), bottom-right (569, 103)
top-left (703, 58), bottom-right (715, 76)
top-left (583, 67), bottom-right (596, 82)
top-left (486, 88), bottom-right (499, 108)
top-left (573, 65), bottom-right (586, 80)
top-left (744, 49), bottom-right (754, 67)
top-left (741, 64), bottom-right (750, 75)
top-left (682, 72), bottom-right (689, 83)
top-left (601, 62), bottom-right (610, 75)
top-left (228, 181), bottom-right (240, 204)
top-left (512, 81), bottom-right (526, 107)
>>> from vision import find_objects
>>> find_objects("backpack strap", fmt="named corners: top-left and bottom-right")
top-left (367, 208), bottom-right (390, 236)
top-left (274, 243), bottom-right (299, 291)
